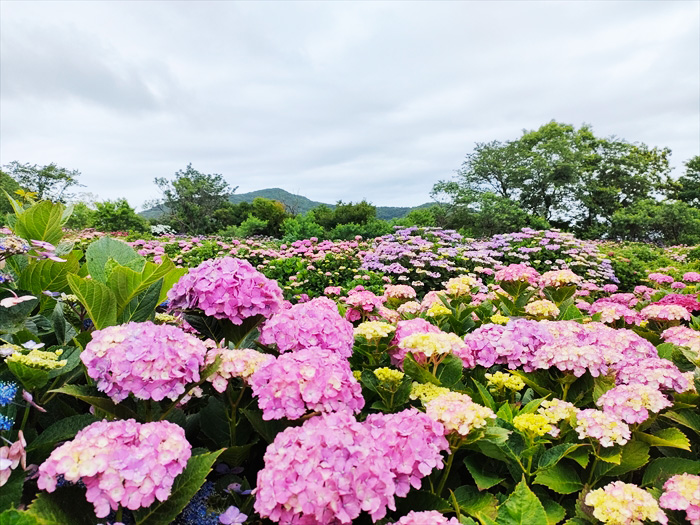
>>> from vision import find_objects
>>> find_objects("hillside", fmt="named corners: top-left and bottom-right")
top-left (141, 188), bottom-right (434, 220)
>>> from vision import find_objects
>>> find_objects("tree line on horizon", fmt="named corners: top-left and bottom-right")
top-left (2, 120), bottom-right (699, 245)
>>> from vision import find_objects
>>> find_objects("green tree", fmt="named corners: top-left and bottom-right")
top-left (609, 199), bottom-right (700, 245)
top-left (250, 197), bottom-right (289, 237)
top-left (0, 169), bottom-right (21, 220)
top-left (3, 161), bottom-right (83, 202)
top-left (154, 164), bottom-right (235, 235)
top-left (93, 199), bottom-right (149, 233)
top-left (666, 155), bottom-right (700, 207)
top-left (63, 201), bottom-right (96, 230)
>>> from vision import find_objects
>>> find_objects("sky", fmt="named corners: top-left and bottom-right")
top-left (1, 1), bottom-right (698, 211)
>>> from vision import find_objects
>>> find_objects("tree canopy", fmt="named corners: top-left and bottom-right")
top-left (3, 161), bottom-right (83, 202)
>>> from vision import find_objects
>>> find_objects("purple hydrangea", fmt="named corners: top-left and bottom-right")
top-left (168, 257), bottom-right (283, 325)
top-left (81, 322), bottom-right (207, 402)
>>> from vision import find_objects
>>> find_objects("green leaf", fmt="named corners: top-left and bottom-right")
top-left (85, 237), bottom-right (143, 283)
top-left (539, 495), bottom-right (566, 525)
top-left (496, 402), bottom-right (514, 423)
top-left (158, 267), bottom-right (187, 305)
top-left (566, 446), bottom-right (590, 468)
top-left (592, 375), bottom-right (616, 403)
top-left (0, 470), bottom-right (24, 513)
top-left (117, 279), bottom-right (162, 324)
top-left (6, 360), bottom-right (50, 391)
top-left (472, 379), bottom-right (496, 411)
top-left (662, 410), bottom-right (700, 435)
top-left (66, 274), bottom-right (117, 330)
top-left (596, 441), bottom-right (650, 477)
top-left (497, 479), bottom-right (548, 525)
top-left (534, 462), bottom-right (583, 494)
top-left (49, 384), bottom-right (139, 421)
top-left (538, 444), bottom-right (588, 470)
top-left (199, 397), bottom-right (230, 447)
top-left (107, 257), bottom-right (175, 311)
top-left (0, 510), bottom-right (37, 525)
top-left (463, 455), bottom-right (505, 491)
top-left (595, 446), bottom-right (622, 464)
top-left (635, 428), bottom-right (691, 451)
top-left (403, 353), bottom-right (440, 386)
top-left (25, 486), bottom-right (99, 524)
top-left (642, 457), bottom-right (700, 487)
top-left (18, 255), bottom-right (80, 301)
top-left (0, 296), bottom-right (39, 334)
top-left (240, 408), bottom-right (296, 443)
top-left (452, 485), bottom-right (498, 520)
top-left (27, 414), bottom-right (98, 462)
top-left (133, 450), bottom-right (224, 525)
top-left (395, 490), bottom-right (452, 513)
top-left (557, 304), bottom-right (584, 321)
top-left (13, 201), bottom-right (65, 246)
top-left (435, 354), bottom-right (464, 388)
top-left (219, 442), bottom-right (257, 467)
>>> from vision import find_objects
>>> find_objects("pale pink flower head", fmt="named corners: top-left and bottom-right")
top-left (81, 322), bottom-right (207, 403)
top-left (259, 297), bottom-right (353, 357)
top-left (388, 511), bottom-right (460, 525)
top-left (652, 293), bottom-right (700, 313)
top-left (596, 384), bottom-right (672, 424)
top-left (585, 481), bottom-right (668, 525)
top-left (343, 289), bottom-right (385, 322)
top-left (648, 272), bottom-right (675, 285)
top-left (389, 318), bottom-right (442, 367)
top-left (204, 348), bottom-right (275, 393)
top-left (0, 431), bottom-right (26, 487)
top-left (37, 419), bottom-right (191, 518)
top-left (662, 325), bottom-right (700, 354)
top-left (660, 473), bottom-right (700, 525)
top-left (589, 300), bottom-right (641, 325)
top-left (540, 269), bottom-right (582, 288)
top-left (425, 391), bottom-right (495, 437)
top-left (575, 409), bottom-right (631, 447)
top-left (615, 357), bottom-right (691, 393)
top-left (682, 271), bottom-right (700, 283)
top-left (640, 304), bottom-right (691, 322)
top-left (494, 263), bottom-right (540, 286)
top-left (167, 256), bottom-right (284, 325)
top-left (249, 347), bottom-right (364, 420)
top-left (383, 284), bottom-right (417, 300)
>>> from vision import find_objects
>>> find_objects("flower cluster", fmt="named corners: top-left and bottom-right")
top-left (525, 299), bottom-right (559, 318)
top-left (0, 381), bottom-right (18, 406)
top-left (662, 326), bottom-right (700, 354)
top-left (615, 357), bottom-right (691, 393)
top-left (81, 322), bottom-right (207, 402)
top-left (444, 275), bottom-right (479, 297)
top-left (596, 384), bottom-right (672, 424)
top-left (584, 481), bottom-right (667, 524)
top-left (588, 300), bottom-right (640, 325)
top-left (485, 371), bottom-right (525, 392)
top-left (465, 319), bottom-right (553, 370)
top-left (168, 257), bottom-right (284, 324)
top-left (398, 332), bottom-right (473, 367)
top-left (425, 391), bottom-right (495, 437)
top-left (513, 413), bottom-right (552, 438)
top-left (575, 409), bottom-right (631, 447)
top-left (0, 431), bottom-right (25, 486)
top-left (355, 321), bottom-right (396, 342)
top-left (540, 269), bottom-right (582, 288)
top-left (389, 318), bottom-right (442, 367)
top-left (494, 263), bottom-right (540, 285)
top-left (640, 304), bottom-right (691, 322)
top-left (409, 382), bottom-right (452, 403)
top-left (204, 348), bottom-right (275, 392)
top-left (5, 348), bottom-right (67, 370)
top-left (259, 297), bottom-right (353, 356)
top-left (660, 473), bottom-right (700, 525)
top-left (652, 293), bottom-right (700, 313)
top-left (37, 420), bottom-right (191, 518)
top-left (388, 511), bottom-right (460, 525)
top-left (249, 347), bottom-right (364, 420)
top-left (344, 289), bottom-right (385, 322)
top-left (383, 284), bottom-right (417, 300)
top-left (254, 409), bottom-right (448, 524)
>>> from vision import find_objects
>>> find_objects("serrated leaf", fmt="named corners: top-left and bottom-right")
top-left (0, 469), bottom-right (24, 513)
top-left (464, 455), bottom-right (505, 491)
top-left (6, 360), bottom-right (50, 391)
top-left (157, 267), bottom-right (187, 305)
top-left (107, 257), bottom-right (175, 310)
top-left (27, 414), bottom-right (98, 462)
top-left (538, 444), bottom-right (588, 470)
top-left (25, 486), bottom-right (98, 524)
top-left (453, 485), bottom-right (498, 520)
top-left (497, 479), bottom-right (548, 525)
top-left (133, 450), bottom-right (224, 525)
top-left (496, 402), bottom-right (514, 423)
top-left (117, 280), bottom-right (161, 324)
top-left (49, 384), bottom-right (139, 421)
top-left (566, 446), bottom-right (590, 468)
top-left (596, 441), bottom-right (650, 477)
top-left (66, 274), bottom-right (117, 329)
top-left (436, 354), bottom-right (464, 387)
top-left (403, 353), bottom-right (441, 386)
top-left (472, 379), bottom-right (496, 411)
top-left (199, 397), bottom-right (230, 447)
top-left (595, 446), bottom-right (621, 464)
top-left (538, 494), bottom-right (566, 525)
top-left (592, 375), bottom-right (616, 403)
top-left (0, 296), bottom-right (39, 334)
top-left (13, 201), bottom-right (65, 246)
top-left (662, 410), bottom-right (700, 435)
top-left (395, 490), bottom-right (452, 513)
top-left (219, 442), bottom-right (257, 467)
top-left (534, 462), bottom-right (583, 494)
top-left (85, 237), bottom-right (143, 283)
top-left (0, 510), bottom-right (37, 525)
top-left (642, 457), bottom-right (700, 487)
top-left (635, 428), bottom-right (691, 451)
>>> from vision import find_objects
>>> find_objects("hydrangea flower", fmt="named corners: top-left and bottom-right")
top-left (425, 391), bottom-right (495, 437)
top-left (513, 413), bottom-right (552, 438)
top-left (343, 289), bottom-right (385, 322)
top-left (259, 297), bottom-right (353, 357)
top-left (648, 273), bottom-right (675, 285)
top-left (585, 481), bottom-right (667, 524)
top-left (662, 325), bottom-right (700, 354)
top-left (168, 257), bottom-right (284, 325)
top-left (525, 299), bottom-right (559, 318)
top-left (81, 322), bottom-right (207, 403)
top-left (540, 269), bottom-right (582, 288)
top-left (0, 431), bottom-right (26, 487)
top-left (37, 420), bottom-right (191, 518)
top-left (409, 382), bottom-right (452, 403)
top-left (383, 284), bottom-right (417, 300)
top-left (682, 272), bottom-right (700, 283)
top-left (398, 332), bottom-right (473, 368)
top-left (531, 340), bottom-right (607, 377)
top-left (640, 304), bottom-right (691, 322)
top-left (652, 293), bottom-right (700, 313)
top-left (249, 347), bottom-right (364, 420)
top-left (388, 511), bottom-right (460, 525)
top-left (494, 263), bottom-right (540, 286)
top-left (254, 409), bottom-right (447, 524)
top-left (465, 319), bottom-right (553, 370)
top-left (397, 300), bottom-right (422, 315)
top-left (659, 473), bottom-right (700, 525)
top-left (485, 371), bottom-right (525, 392)
top-left (204, 348), bottom-right (275, 393)
top-left (575, 409), bottom-right (631, 447)
top-left (588, 301), bottom-right (640, 325)
top-left (615, 357), bottom-right (690, 393)
top-left (596, 384), bottom-right (672, 424)
top-left (354, 320), bottom-right (396, 342)
top-left (389, 318), bottom-right (443, 367)
top-left (0, 381), bottom-right (18, 406)
top-left (443, 275), bottom-right (479, 297)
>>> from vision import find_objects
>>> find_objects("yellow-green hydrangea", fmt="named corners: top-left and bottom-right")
top-left (444, 275), bottom-right (479, 297)
top-left (425, 302), bottom-right (451, 317)
top-left (373, 367), bottom-right (405, 387)
top-left (485, 371), bottom-right (525, 392)
top-left (354, 321), bottom-right (396, 342)
top-left (584, 481), bottom-right (667, 525)
top-left (409, 382), bottom-right (451, 403)
top-left (513, 413), bottom-right (552, 438)
top-left (154, 312), bottom-right (179, 324)
top-left (6, 349), bottom-right (67, 370)
top-left (490, 313), bottom-right (510, 325)
top-left (525, 299), bottom-right (560, 318)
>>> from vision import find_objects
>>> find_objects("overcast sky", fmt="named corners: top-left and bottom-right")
top-left (1, 1), bottom-right (698, 210)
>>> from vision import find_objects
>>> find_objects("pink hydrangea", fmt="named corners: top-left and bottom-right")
top-left (204, 348), bottom-right (275, 392)
top-left (494, 263), bottom-right (540, 286)
top-left (648, 272), bottom-right (675, 285)
top-left (671, 282), bottom-right (686, 290)
top-left (540, 269), bottom-right (582, 288)
top-left (660, 473), bottom-right (700, 525)
top-left (596, 384), bottom-right (672, 424)
top-left (615, 357), bottom-right (691, 393)
top-left (634, 285), bottom-right (656, 299)
top-left (259, 297), bottom-right (353, 357)
top-left (383, 284), bottom-right (417, 300)
top-left (682, 272), bottom-right (700, 283)
top-left (37, 420), bottom-right (191, 518)
top-left (662, 325), bottom-right (700, 354)
top-left (606, 293), bottom-right (639, 308)
top-left (425, 391), bottom-right (496, 437)
top-left (249, 347), bottom-right (364, 420)
top-left (640, 304), bottom-right (691, 322)
top-left (652, 293), bottom-right (700, 313)
top-left (588, 300), bottom-right (641, 325)
top-left (389, 318), bottom-right (442, 367)
top-left (575, 409), bottom-right (631, 447)
top-left (167, 257), bottom-right (284, 325)
top-left (344, 290), bottom-right (385, 322)
top-left (388, 511), bottom-right (460, 525)
top-left (586, 481), bottom-right (668, 525)
top-left (531, 340), bottom-right (607, 377)
top-left (254, 409), bottom-right (447, 524)
top-left (81, 322), bottom-right (207, 402)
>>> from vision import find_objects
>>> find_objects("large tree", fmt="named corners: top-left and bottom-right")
top-left (3, 161), bottom-right (83, 202)
top-left (434, 121), bottom-right (671, 236)
top-left (154, 164), bottom-right (235, 235)
top-left (665, 155), bottom-right (700, 208)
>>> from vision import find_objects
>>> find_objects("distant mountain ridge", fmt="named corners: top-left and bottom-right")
top-left (141, 187), bottom-right (434, 220)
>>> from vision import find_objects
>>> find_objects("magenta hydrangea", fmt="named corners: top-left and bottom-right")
top-left (465, 320), bottom-right (553, 370)
top-left (167, 256), bottom-right (283, 325)
top-left (81, 322), bottom-right (207, 402)
top-left (37, 419), bottom-right (191, 518)
top-left (259, 297), bottom-right (354, 357)
top-left (249, 347), bottom-right (364, 420)
top-left (494, 263), bottom-right (540, 286)
top-left (652, 293), bottom-right (700, 313)
top-left (388, 511), bottom-right (460, 525)
top-left (343, 289), bottom-right (386, 322)
top-left (254, 409), bottom-right (448, 524)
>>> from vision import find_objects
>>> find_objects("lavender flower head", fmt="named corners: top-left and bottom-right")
top-left (168, 257), bottom-right (283, 325)
top-left (81, 322), bottom-right (207, 402)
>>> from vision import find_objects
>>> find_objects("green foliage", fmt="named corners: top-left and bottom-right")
top-left (238, 215), bottom-right (269, 237)
top-left (12, 200), bottom-right (68, 247)
top-left (3, 161), bottom-right (83, 202)
top-left (280, 213), bottom-right (326, 243)
top-left (93, 198), bottom-right (149, 233)
top-left (609, 199), bottom-right (700, 246)
top-left (666, 155), bottom-right (700, 207)
top-left (62, 202), bottom-right (95, 230)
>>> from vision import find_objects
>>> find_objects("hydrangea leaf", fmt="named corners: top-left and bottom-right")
top-left (534, 462), bottom-right (584, 494)
top-left (66, 274), bottom-right (117, 330)
top-left (497, 479), bottom-right (548, 525)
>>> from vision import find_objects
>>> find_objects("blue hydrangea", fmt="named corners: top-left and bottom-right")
top-left (174, 481), bottom-right (220, 525)
top-left (0, 414), bottom-right (13, 431)
top-left (0, 381), bottom-right (18, 406)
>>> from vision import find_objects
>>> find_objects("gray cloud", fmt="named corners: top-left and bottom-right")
top-left (0, 1), bottom-right (697, 210)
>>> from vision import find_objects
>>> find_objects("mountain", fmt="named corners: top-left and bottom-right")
top-left (140, 188), bottom-right (434, 220)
